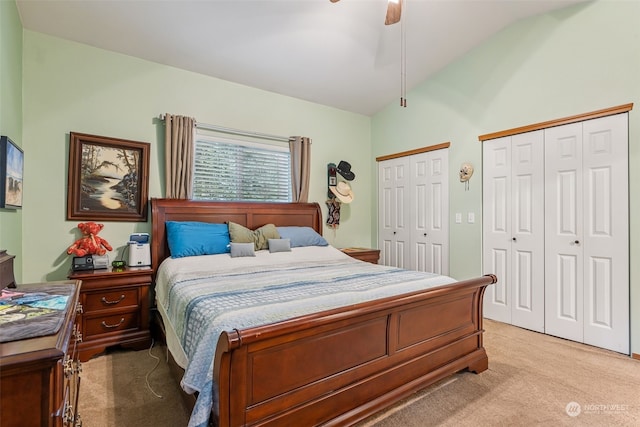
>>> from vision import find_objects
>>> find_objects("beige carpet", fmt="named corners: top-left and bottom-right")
top-left (78, 320), bottom-right (640, 426)
top-left (78, 343), bottom-right (190, 427)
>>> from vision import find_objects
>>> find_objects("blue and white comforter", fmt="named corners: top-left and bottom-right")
top-left (155, 245), bottom-right (456, 427)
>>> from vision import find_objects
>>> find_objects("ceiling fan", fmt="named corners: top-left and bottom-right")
top-left (330, 0), bottom-right (407, 107)
top-left (330, 0), bottom-right (402, 26)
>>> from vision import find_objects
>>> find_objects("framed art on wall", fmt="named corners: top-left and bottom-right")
top-left (0, 136), bottom-right (24, 209)
top-left (67, 132), bottom-right (150, 222)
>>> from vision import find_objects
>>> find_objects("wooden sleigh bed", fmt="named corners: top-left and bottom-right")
top-left (150, 198), bottom-right (496, 427)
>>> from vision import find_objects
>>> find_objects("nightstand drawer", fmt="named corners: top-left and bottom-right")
top-left (83, 288), bottom-right (139, 312)
top-left (84, 312), bottom-right (140, 338)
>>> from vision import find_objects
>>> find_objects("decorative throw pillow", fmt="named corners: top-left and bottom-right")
top-left (230, 242), bottom-right (256, 258)
top-left (166, 221), bottom-right (230, 258)
top-left (276, 226), bottom-right (328, 247)
top-left (268, 238), bottom-right (291, 253)
top-left (228, 222), bottom-right (280, 250)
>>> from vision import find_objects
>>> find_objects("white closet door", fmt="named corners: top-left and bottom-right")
top-left (482, 136), bottom-right (512, 324)
top-left (545, 122), bottom-right (584, 343)
top-left (411, 150), bottom-right (449, 275)
top-left (482, 132), bottom-right (544, 331)
top-left (582, 114), bottom-right (629, 353)
top-left (510, 131), bottom-right (545, 332)
top-left (411, 153), bottom-right (430, 272)
top-left (545, 114), bottom-right (629, 354)
top-left (378, 158), bottom-right (410, 268)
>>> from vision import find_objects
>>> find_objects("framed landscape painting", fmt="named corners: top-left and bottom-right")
top-left (67, 132), bottom-right (150, 222)
top-left (0, 136), bottom-right (24, 209)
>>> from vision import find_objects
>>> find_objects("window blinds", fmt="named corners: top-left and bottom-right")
top-left (192, 136), bottom-right (292, 202)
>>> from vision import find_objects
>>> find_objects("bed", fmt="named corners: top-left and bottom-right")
top-left (150, 198), bottom-right (496, 427)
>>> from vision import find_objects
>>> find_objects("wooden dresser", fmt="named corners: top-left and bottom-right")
top-left (68, 267), bottom-right (152, 362)
top-left (0, 280), bottom-right (82, 427)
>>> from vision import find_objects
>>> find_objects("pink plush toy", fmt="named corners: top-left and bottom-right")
top-left (67, 222), bottom-right (113, 257)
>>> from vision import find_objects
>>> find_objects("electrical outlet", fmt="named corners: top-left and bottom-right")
top-left (468, 212), bottom-right (475, 223)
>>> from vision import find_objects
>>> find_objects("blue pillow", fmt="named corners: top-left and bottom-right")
top-left (276, 227), bottom-right (328, 248)
top-left (166, 221), bottom-right (230, 258)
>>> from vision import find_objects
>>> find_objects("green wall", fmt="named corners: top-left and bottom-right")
top-left (21, 31), bottom-right (372, 283)
top-left (371, 1), bottom-right (640, 353)
top-left (0, 0), bottom-right (23, 282)
top-left (14, 0), bottom-right (640, 356)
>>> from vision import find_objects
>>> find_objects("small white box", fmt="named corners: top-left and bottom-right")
top-left (128, 242), bottom-right (151, 267)
top-left (92, 254), bottom-right (110, 269)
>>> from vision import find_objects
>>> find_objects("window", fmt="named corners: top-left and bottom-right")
top-left (192, 133), bottom-right (292, 202)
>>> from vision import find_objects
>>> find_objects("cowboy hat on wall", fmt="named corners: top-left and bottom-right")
top-left (336, 160), bottom-right (355, 181)
top-left (330, 181), bottom-right (354, 204)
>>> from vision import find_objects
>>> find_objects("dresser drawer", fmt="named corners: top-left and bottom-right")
top-left (83, 312), bottom-right (140, 338)
top-left (83, 288), bottom-right (140, 312)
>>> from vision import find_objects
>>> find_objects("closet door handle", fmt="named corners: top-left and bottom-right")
top-left (573, 240), bottom-right (580, 245)
top-left (393, 231), bottom-right (396, 235)
top-left (423, 233), bottom-right (427, 237)
top-left (512, 237), bottom-right (516, 242)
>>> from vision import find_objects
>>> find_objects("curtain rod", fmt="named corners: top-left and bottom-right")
top-left (159, 114), bottom-right (290, 143)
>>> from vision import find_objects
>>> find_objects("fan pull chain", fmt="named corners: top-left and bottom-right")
top-left (400, 0), bottom-right (407, 107)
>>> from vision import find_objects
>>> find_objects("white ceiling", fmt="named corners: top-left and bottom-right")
top-left (16, 0), bottom-right (587, 116)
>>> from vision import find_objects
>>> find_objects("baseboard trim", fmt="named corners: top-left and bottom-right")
top-left (632, 353), bottom-right (640, 361)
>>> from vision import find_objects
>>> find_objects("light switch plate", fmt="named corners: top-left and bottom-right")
top-left (468, 212), bottom-right (475, 223)
top-left (455, 213), bottom-right (462, 224)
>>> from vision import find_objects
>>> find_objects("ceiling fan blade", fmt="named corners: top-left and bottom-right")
top-left (330, 0), bottom-right (340, 3)
top-left (385, 0), bottom-right (402, 25)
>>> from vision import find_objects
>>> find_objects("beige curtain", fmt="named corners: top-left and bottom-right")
top-left (289, 136), bottom-right (311, 203)
top-left (164, 114), bottom-right (195, 199)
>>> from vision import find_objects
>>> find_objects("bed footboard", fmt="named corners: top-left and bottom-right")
top-left (213, 274), bottom-right (496, 427)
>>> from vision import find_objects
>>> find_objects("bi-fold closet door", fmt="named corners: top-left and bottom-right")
top-left (378, 149), bottom-right (449, 275)
top-left (544, 114), bottom-right (629, 354)
top-left (482, 131), bottom-right (545, 333)
top-left (483, 113), bottom-right (629, 354)
top-left (378, 156), bottom-right (411, 269)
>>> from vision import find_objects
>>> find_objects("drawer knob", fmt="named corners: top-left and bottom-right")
top-left (101, 318), bottom-right (125, 329)
top-left (101, 295), bottom-right (125, 305)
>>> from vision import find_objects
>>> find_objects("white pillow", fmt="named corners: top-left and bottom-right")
top-left (268, 238), bottom-right (291, 253)
top-left (230, 242), bottom-right (255, 257)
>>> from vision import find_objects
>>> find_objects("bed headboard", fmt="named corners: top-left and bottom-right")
top-left (150, 198), bottom-right (323, 272)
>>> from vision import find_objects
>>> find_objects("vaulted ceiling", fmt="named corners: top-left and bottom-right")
top-left (16, 0), bottom-right (587, 116)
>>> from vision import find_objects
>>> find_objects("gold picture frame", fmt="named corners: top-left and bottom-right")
top-left (67, 132), bottom-right (150, 222)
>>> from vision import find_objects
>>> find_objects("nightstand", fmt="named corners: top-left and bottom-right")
top-left (341, 247), bottom-right (380, 264)
top-left (68, 267), bottom-right (152, 361)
